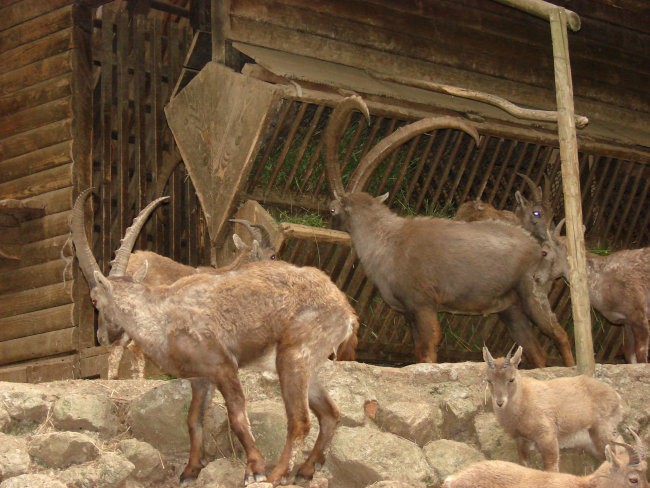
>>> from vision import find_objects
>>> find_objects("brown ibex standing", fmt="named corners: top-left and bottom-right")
top-left (443, 430), bottom-right (647, 488)
top-left (324, 96), bottom-right (574, 367)
top-left (483, 345), bottom-right (622, 471)
top-left (71, 189), bottom-right (358, 485)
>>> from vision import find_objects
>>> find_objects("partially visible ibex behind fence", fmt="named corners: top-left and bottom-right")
top-left (483, 345), bottom-right (622, 472)
top-left (71, 189), bottom-right (358, 485)
top-left (323, 96), bottom-right (574, 367)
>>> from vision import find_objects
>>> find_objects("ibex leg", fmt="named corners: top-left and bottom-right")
top-left (498, 304), bottom-right (546, 368)
top-left (180, 378), bottom-right (214, 483)
top-left (515, 436), bottom-right (533, 467)
top-left (536, 432), bottom-right (560, 471)
top-left (215, 369), bottom-right (266, 485)
top-left (128, 342), bottom-right (146, 379)
top-left (296, 375), bottom-right (340, 480)
top-left (623, 324), bottom-right (637, 363)
top-left (518, 279), bottom-right (575, 366)
top-left (630, 320), bottom-right (649, 363)
top-left (107, 340), bottom-right (127, 379)
top-left (267, 346), bottom-right (312, 484)
top-left (412, 308), bottom-right (441, 363)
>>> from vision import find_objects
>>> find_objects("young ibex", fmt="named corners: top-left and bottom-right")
top-left (543, 221), bottom-right (650, 363)
top-left (483, 345), bottom-right (622, 471)
top-left (443, 431), bottom-right (648, 488)
top-left (71, 189), bottom-right (358, 485)
top-left (324, 96), bottom-right (574, 367)
top-left (104, 217), bottom-right (278, 380)
top-left (455, 172), bottom-right (554, 243)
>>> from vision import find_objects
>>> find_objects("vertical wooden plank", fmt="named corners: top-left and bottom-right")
top-left (623, 173), bottom-right (650, 248)
top-left (404, 129), bottom-right (436, 203)
top-left (487, 140), bottom-right (519, 205)
top-left (268, 101), bottom-right (308, 188)
top-left (444, 136), bottom-right (476, 209)
top-left (414, 129), bottom-right (451, 212)
top-left (613, 164), bottom-right (643, 245)
top-left (151, 17), bottom-right (163, 253)
top-left (602, 162), bottom-right (631, 240)
top-left (116, 14), bottom-right (129, 246)
top-left (387, 134), bottom-right (421, 207)
top-left (134, 16), bottom-right (146, 249)
top-left (100, 10), bottom-right (114, 274)
top-left (211, 0), bottom-right (230, 63)
top-left (430, 130), bottom-right (464, 207)
top-left (457, 134), bottom-right (489, 203)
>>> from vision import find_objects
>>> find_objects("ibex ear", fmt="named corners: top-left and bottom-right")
top-left (605, 445), bottom-right (622, 469)
top-left (514, 191), bottom-right (527, 207)
top-left (482, 346), bottom-right (495, 368)
top-left (132, 259), bottom-right (148, 283)
top-left (376, 192), bottom-right (389, 204)
top-left (511, 345), bottom-right (524, 367)
top-left (232, 233), bottom-right (248, 251)
top-left (94, 271), bottom-right (113, 294)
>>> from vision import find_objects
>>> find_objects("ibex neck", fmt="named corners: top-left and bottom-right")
top-left (348, 204), bottom-right (404, 262)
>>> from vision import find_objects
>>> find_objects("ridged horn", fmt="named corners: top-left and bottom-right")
top-left (229, 219), bottom-right (262, 243)
top-left (553, 218), bottom-right (566, 239)
top-left (109, 196), bottom-right (170, 276)
top-left (324, 96), bottom-right (370, 197)
top-left (628, 428), bottom-right (647, 462)
top-left (517, 172), bottom-right (543, 204)
top-left (611, 441), bottom-right (641, 467)
top-left (70, 188), bottom-right (102, 290)
top-left (505, 343), bottom-right (518, 363)
top-left (348, 117), bottom-right (480, 193)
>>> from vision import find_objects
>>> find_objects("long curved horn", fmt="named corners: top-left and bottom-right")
top-left (611, 441), bottom-right (642, 467)
top-left (251, 223), bottom-right (273, 248)
top-left (628, 429), bottom-right (647, 461)
top-left (553, 218), bottom-right (566, 239)
top-left (229, 219), bottom-right (262, 242)
top-left (324, 96), bottom-right (370, 197)
top-left (517, 172), bottom-right (543, 204)
top-left (70, 188), bottom-right (102, 289)
top-left (348, 117), bottom-right (480, 193)
top-left (109, 196), bottom-right (170, 276)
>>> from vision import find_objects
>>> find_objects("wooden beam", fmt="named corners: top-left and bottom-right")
top-left (0, 327), bottom-right (77, 366)
top-left (211, 0), bottom-right (230, 63)
top-left (549, 9), bottom-right (594, 375)
top-left (493, 0), bottom-right (581, 31)
top-left (280, 223), bottom-right (351, 246)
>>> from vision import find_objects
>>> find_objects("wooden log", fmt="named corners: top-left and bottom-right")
top-left (0, 303), bottom-right (73, 342)
top-left (24, 187), bottom-right (72, 215)
top-left (0, 28), bottom-right (72, 76)
top-left (0, 119), bottom-right (71, 161)
top-left (0, 141), bottom-right (70, 185)
top-left (0, 74), bottom-right (71, 117)
top-left (19, 209), bottom-right (72, 244)
top-left (0, 199), bottom-right (45, 221)
top-left (0, 0), bottom-right (70, 32)
top-left (20, 234), bottom-right (71, 268)
top-left (0, 51), bottom-right (72, 97)
top-left (493, 0), bottom-right (581, 31)
top-left (550, 8), bottom-right (594, 375)
top-left (0, 164), bottom-right (71, 201)
top-left (0, 281), bottom-right (72, 319)
top-left (0, 259), bottom-right (70, 295)
top-left (0, 328), bottom-right (77, 366)
top-left (0, 96), bottom-right (71, 140)
top-left (280, 222), bottom-right (351, 246)
top-left (26, 354), bottom-right (78, 382)
top-left (0, 5), bottom-right (72, 52)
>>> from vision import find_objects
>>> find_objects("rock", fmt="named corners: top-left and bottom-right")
top-left (195, 457), bottom-right (245, 487)
top-left (29, 431), bottom-right (100, 468)
top-left (473, 412), bottom-right (517, 462)
top-left (0, 474), bottom-right (66, 488)
top-left (366, 482), bottom-right (421, 488)
top-left (0, 408), bottom-right (9, 433)
top-left (0, 434), bottom-right (30, 480)
top-left (201, 402), bottom-right (234, 459)
top-left (60, 452), bottom-right (135, 488)
top-left (328, 425), bottom-right (433, 488)
top-left (52, 394), bottom-right (118, 436)
top-left (247, 400), bottom-right (288, 463)
top-left (328, 387), bottom-right (368, 427)
top-left (127, 379), bottom-right (191, 454)
top-left (438, 388), bottom-right (479, 441)
top-left (375, 401), bottom-right (441, 446)
top-left (0, 386), bottom-right (49, 426)
top-left (422, 439), bottom-right (485, 482)
top-left (117, 438), bottom-right (166, 482)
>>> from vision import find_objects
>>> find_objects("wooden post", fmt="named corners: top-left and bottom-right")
top-left (549, 9), bottom-right (595, 376)
top-left (492, 0), bottom-right (581, 31)
top-left (211, 0), bottom-right (230, 63)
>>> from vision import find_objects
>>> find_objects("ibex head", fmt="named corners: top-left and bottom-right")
top-left (483, 344), bottom-right (523, 410)
top-left (323, 96), bottom-right (480, 231)
top-left (229, 218), bottom-right (277, 261)
top-left (70, 189), bottom-right (169, 345)
top-left (514, 172), bottom-right (554, 242)
top-left (605, 429), bottom-right (648, 488)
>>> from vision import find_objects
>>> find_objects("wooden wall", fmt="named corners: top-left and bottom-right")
top-left (0, 0), bottom-right (92, 381)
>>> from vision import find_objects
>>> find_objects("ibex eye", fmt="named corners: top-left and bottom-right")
top-left (509, 378), bottom-right (515, 383)
top-left (270, 255), bottom-right (276, 260)
top-left (533, 210), bottom-right (541, 217)
top-left (330, 208), bottom-right (336, 214)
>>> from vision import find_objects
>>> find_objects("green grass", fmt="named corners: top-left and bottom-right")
top-left (276, 209), bottom-right (327, 228)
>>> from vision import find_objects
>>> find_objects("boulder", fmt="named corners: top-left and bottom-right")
top-left (375, 401), bottom-right (441, 446)
top-left (422, 439), bottom-right (484, 482)
top-left (117, 438), bottom-right (166, 482)
top-left (0, 474), bottom-right (66, 488)
top-left (29, 431), bottom-right (100, 468)
top-left (126, 379), bottom-right (191, 454)
top-left (366, 482), bottom-right (422, 488)
top-left (195, 457), bottom-right (245, 487)
top-left (437, 388), bottom-right (479, 441)
top-left (0, 434), bottom-right (30, 480)
top-left (328, 425), bottom-right (433, 488)
top-left (473, 412), bottom-right (517, 463)
top-left (0, 386), bottom-right (49, 427)
top-left (246, 400), bottom-right (288, 463)
top-left (60, 451), bottom-right (135, 488)
top-left (0, 408), bottom-right (9, 433)
top-left (52, 394), bottom-right (118, 436)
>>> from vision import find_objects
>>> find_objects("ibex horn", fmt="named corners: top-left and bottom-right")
top-left (611, 441), bottom-right (642, 467)
top-left (482, 345), bottom-right (496, 369)
top-left (553, 218), bottom-right (566, 239)
top-left (628, 428), bottom-right (647, 461)
top-left (323, 96), bottom-right (370, 198)
top-left (70, 188), bottom-right (102, 289)
top-left (109, 196), bottom-right (171, 276)
top-left (229, 219), bottom-right (274, 249)
top-left (348, 117), bottom-right (480, 193)
top-left (517, 172), bottom-right (543, 204)
top-left (505, 343), bottom-right (518, 364)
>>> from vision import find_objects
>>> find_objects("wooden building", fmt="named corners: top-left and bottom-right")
top-left (0, 0), bottom-right (648, 380)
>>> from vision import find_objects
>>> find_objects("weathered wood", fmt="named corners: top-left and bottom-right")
top-left (0, 259), bottom-right (70, 295)
top-left (0, 328), bottom-right (77, 366)
top-left (24, 187), bottom-right (72, 215)
top-left (0, 28), bottom-right (72, 76)
top-left (550, 8), bottom-right (594, 375)
top-left (0, 5), bottom-right (72, 52)
top-left (26, 354), bottom-right (78, 382)
top-left (19, 234), bottom-right (71, 268)
top-left (165, 62), bottom-right (283, 243)
top-left (0, 303), bottom-right (73, 342)
top-left (0, 163), bottom-right (72, 200)
top-left (0, 142), bottom-right (70, 185)
top-left (0, 0), bottom-right (70, 32)
top-left (0, 51), bottom-right (72, 97)
top-left (19, 210), bottom-right (72, 244)
top-left (0, 74), bottom-right (71, 117)
top-left (0, 199), bottom-right (45, 221)
top-left (493, 0), bottom-right (581, 30)
top-left (211, 0), bottom-right (230, 63)
top-left (280, 223), bottom-right (351, 246)
top-left (0, 281), bottom-right (72, 319)
top-left (0, 119), bottom-right (71, 161)
top-left (0, 96), bottom-right (71, 140)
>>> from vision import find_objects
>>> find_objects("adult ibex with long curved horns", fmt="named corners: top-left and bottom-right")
top-left (71, 189), bottom-right (358, 485)
top-left (324, 96), bottom-right (574, 367)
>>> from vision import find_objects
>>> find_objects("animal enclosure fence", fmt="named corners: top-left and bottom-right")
top-left (242, 97), bottom-right (650, 364)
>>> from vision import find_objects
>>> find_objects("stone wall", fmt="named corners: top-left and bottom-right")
top-left (0, 361), bottom-right (648, 487)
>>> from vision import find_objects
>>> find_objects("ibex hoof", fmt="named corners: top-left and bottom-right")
top-left (243, 472), bottom-right (267, 485)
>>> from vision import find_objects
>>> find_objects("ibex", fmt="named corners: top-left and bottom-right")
top-left (443, 431), bottom-right (647, 488)
top-left (483, 345), bottom-right (622, 471)
top-left (103, 217), bottom-right (278, 380)
top-left (546, 225), bottom-right (649, 363)
top-left (455, 172), bottom-right (554, 243)
top-left (71, 189), bottom-right (358, 485)
top-left (323, 96), bottom-right (574, 367)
